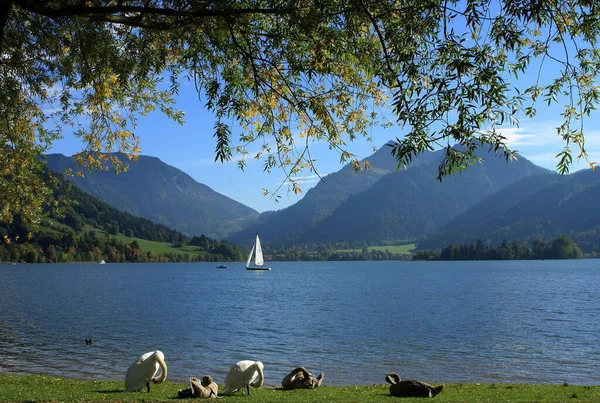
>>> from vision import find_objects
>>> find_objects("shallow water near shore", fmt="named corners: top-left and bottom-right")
top-left (0, 260), bottom-right (599, 386)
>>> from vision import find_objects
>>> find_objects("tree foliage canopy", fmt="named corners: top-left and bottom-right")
top-left (2, 0), bottom-right (599, 225)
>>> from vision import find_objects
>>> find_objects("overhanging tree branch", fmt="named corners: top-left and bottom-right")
top-left (0, 0), bottom-right (13, 54)
top-left (2, 0), bottom-right (600, 227)
top-left (15, 0), bottom-right (302, 23)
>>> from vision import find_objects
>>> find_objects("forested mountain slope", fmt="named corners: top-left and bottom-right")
top-left (419, 169), bottom-right (600, 253)
top-left (46, 153), bottom-right (259, 239)
top-left (0, 174), bottom-right (246, 263)
top-left (227, 146), bottom-right (444, 245)
top-left (301, 152), bottom-right (550, 243)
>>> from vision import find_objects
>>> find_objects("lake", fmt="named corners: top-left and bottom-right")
top-left (0, 260), bottom-right (599, 387)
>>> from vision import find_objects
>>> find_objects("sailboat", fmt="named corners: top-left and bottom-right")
top-left (246, 234), bottom-right (271, 271)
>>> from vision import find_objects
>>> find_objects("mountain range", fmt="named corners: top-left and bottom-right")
top-left (45, 145), bottom-right (600, 253)
top-left (46, 153), bottom-right (259, 240)
top-left (227, 146), bottom-right (549, 245)
top-left (418, 168), bottom-right (600, 252)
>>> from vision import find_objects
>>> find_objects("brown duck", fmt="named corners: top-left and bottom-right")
top-left (385, 373), bottom-right (444, 398)
top-left (178, 376), bottom-right (218, 398)
top-left (281, 367), bottom-right (324, 390)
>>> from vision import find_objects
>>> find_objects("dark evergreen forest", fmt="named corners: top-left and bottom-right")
top-left (413, 236), bottom-right (584, 261)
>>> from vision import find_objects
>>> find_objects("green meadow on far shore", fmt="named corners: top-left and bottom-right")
top-left (1, 375), bottom-right (599, 402)
top-left (334, 244), bottom-right (416, 254)
top-left (112, 233), bottom-right (208, 257)
top-left (108, 227), bottom-right (418, 260)
top-left (109, 222), bottom-right (418, 260)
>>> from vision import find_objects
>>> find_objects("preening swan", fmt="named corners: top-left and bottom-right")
top-left (223, 360), bottom-right (264, 395)
top-left (178, 376), bottom-right (218, 398)
top-left (125, 350), bottom-right (167, 392)
top-left (282, 367), bottom-right (324, 390)
top-left (385, 373), bottom-right (443, 398)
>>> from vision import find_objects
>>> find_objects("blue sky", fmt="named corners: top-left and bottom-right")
top-left (49, 76), bottom-right (600, 213)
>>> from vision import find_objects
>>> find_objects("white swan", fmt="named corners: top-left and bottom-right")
top-left (125, 350), bottom-right (167, 392)
top-left (223, 360), bottom-right (264, 395)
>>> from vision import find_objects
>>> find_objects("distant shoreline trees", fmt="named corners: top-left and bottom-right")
top-left (1, 235), bottom-right (587, 264)
top-left (413, 236), bottom-right (584, 261)
top-left (0, 228), bottom-right (245, 264)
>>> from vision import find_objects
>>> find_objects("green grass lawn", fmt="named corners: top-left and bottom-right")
top-left (112, 234), bottom-right (205, 257)
top-left (1, 375), bottom-right (599, 402)
top-left (75, 225), bottom-right (206, 258)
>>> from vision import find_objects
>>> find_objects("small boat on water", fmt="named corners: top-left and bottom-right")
top-left (246, 234), bottom-right (271, 271)
top-left (217, 264), bottom-right (227, 269)
top-left (99, 260), bottom-right (106, 264)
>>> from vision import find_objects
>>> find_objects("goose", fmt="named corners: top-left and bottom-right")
top-left (223, 360), bottom-right (264, 395)
top-left (125, 350), bottom-right (167, 392)
top-left (282, 367), bottom-right (324, 390)
top-left (385, 373), bottom-right (443, 398)
top-left (178, 375), bottom-right (219, 398)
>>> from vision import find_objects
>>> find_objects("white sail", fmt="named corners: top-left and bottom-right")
top-left (246, 243), bottom-right (255, 267)
top-left (254, 235), bottom-right (264, 266)
top-left (246, 234), bottom-right (271, 270)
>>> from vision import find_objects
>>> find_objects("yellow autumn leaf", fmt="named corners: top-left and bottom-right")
top-left (292, 183), bottom-right (303, 195)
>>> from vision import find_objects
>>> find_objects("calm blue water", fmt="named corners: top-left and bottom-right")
top-left (0, 260), bottom-right (599, 386)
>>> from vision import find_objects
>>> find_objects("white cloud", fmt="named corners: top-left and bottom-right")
top-left (498, 127), bottom-right (538, 146)
top-left (278, 174), bottom-right (321, 186)
top-left (497, 120), bottom-right (600, 172)
top-left (498, 122), bottom-right (558, 147)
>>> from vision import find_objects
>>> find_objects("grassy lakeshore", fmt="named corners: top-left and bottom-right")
top-left (1, 375), bottom-right (599, 402)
